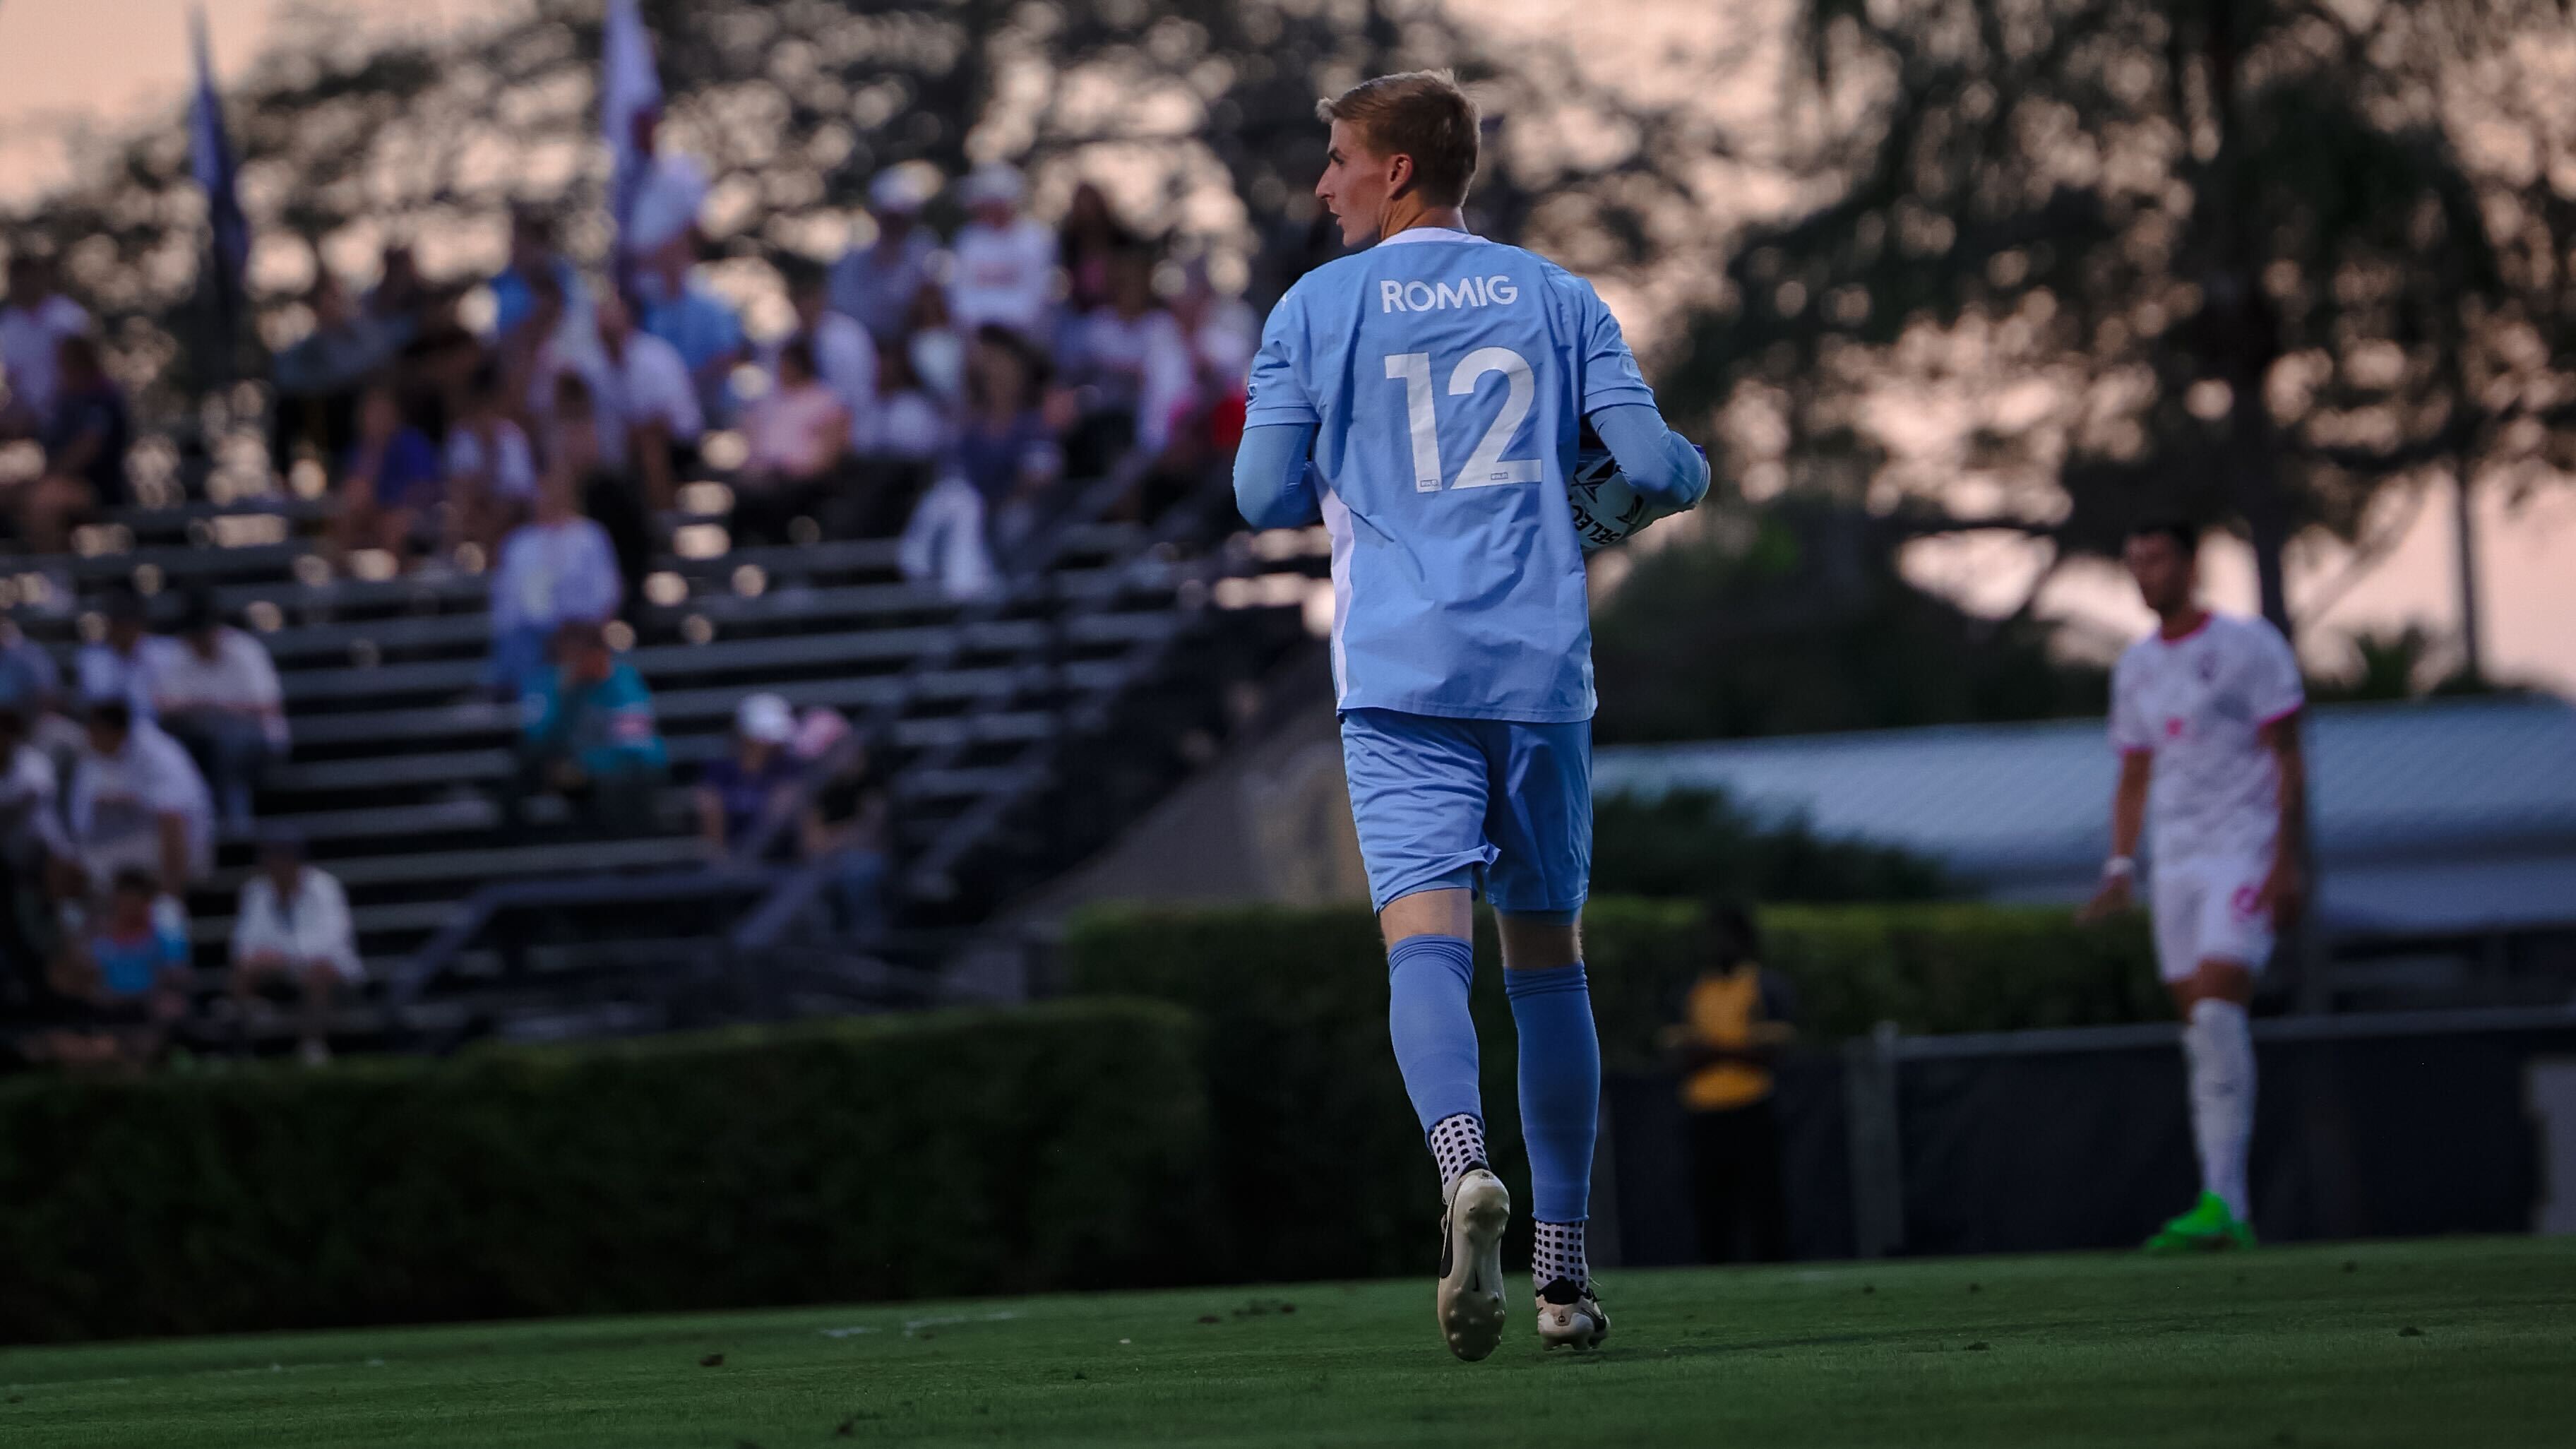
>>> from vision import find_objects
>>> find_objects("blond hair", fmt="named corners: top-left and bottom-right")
top-left (1316, 71), bottom-right (1480, 208)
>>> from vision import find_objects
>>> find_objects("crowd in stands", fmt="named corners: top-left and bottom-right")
top-left (0, 575), bottom-right (359, 1067)
top-left (0, 155), bottom-right (1263, 1068)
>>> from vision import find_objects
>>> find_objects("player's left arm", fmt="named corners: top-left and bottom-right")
top-left (1591, 403), bottom-right (1710, 510)
top-left (2251, 624), bottom-right (2309, 926)
top-left (1568, 272), bottom-right (1710, 509)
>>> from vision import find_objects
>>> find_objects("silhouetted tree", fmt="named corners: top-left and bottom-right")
top-left (1664, 0), bottom-right (2576, 638)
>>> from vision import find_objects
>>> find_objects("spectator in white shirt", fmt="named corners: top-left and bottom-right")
top-left (1069, 244), bottom-right (1195, 462)
top-left (487, 461), bottom-right (622, 698)
top-left (61, 698), bottom-right (213, 905)
top-left (0, 254), bottom-right (90, 437)
top-left (589, 290), bottom-right (702, 511)
top-left (77, 590), bottom-right (181, 724)
top-left (151, 594), bottom-right (288, 831)
top-left (945, 164), bottom-right (1059, 342)
top-left (229, 829), bottom-right (361, 1066)
top-left (830, 167), bottom-right (942, 347)
top-left (851, 331), bottom-right (955, 539)
top-left (443, 360), bottom-right (538, 555)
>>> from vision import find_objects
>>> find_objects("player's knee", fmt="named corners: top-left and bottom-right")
top-left (1381, 888), bottom-right (1474, 946)
top-left (1498, 911), bottom-right (1581, 972)
top-left (2188, 958), bottom-right (2256, 1005)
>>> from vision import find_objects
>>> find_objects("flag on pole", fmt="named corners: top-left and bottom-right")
top-left (189, 8), bottom-right (250, 326)
top-left (602, 0), bottom-right (661, 258)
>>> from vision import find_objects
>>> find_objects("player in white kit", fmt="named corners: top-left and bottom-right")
top-left (2082, 520), bottom-right (2307, 1251)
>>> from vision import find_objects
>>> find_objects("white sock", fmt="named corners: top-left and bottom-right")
top-left (2186, 998), bottom-right (2256, 1221)
top-left (1532, 1220), bottom-right (1587, 1294)
top-left (1427, 1113), bottom-right (1487, 1194)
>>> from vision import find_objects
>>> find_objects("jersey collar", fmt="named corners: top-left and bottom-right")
top-left (1377, 226), bottom-right (1485, 247)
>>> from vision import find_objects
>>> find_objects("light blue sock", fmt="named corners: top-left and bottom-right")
top-left (1387, 934), bottom-right (1481, 1136)
top-left (1505, 963), bottom-right (1600, 1224)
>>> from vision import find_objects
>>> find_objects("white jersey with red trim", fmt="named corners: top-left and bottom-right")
top-left (2109, 612), bottom-right (2304, 865)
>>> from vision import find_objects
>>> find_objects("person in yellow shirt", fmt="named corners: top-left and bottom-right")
top-left (1661, 903), bottom-right (1796, 1262)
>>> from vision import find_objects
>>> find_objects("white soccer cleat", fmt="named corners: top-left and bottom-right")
top-left (1534, 1278), bottom-right (1609, 1351)
top-left (1436, 1167), bottom-right (1510, 1361)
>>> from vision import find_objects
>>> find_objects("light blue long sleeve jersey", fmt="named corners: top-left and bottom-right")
top-left (1232, 229), bottom-right (1708, 723)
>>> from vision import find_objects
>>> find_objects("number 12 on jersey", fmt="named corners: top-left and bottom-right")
top-left (1385, 347), bottom-right (1544, 492)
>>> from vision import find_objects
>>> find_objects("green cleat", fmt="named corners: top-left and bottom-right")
top-left (2142, 1191), bottom-right (2258, 1253)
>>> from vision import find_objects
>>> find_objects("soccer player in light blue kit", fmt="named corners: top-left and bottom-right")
top-left (1233, 71), bottom-right (1710, 1360)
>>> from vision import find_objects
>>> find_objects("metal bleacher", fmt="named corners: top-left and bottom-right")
top-left (7, 463), bottom-right (1326, 1049)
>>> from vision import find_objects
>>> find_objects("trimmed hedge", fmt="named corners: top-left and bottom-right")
top-left (0, 999), bottom-right (1212, 1344)
top-left (1061, 899), bottom-right (2159, 1281)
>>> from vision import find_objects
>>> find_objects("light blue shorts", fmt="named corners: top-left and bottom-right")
top-left (1339, 708), bottom-right (1592, 920)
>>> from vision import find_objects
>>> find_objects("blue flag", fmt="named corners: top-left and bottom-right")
top-left (190, 10), bottom-right (249, 328)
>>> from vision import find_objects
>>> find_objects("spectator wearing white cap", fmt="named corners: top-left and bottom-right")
top-left (696, 692), bottom-right (805, 859)
top-left (832, 169), bottom-right (945, 348)
top-left (946, 164), bottom-right (1060, 342)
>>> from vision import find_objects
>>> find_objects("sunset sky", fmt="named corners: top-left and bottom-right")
top-left (1, 0), bottom-right (2568, 695)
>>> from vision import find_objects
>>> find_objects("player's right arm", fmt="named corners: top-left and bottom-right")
top-left (1233, 287), bottom-right (1324, 531)
top-left (2082, 653), bottom-right (2154, 921)
top-left (1232, 421), bottom-right (1322, 530)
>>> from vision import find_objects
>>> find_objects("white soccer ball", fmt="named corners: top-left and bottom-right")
top-left (1568, 447), bottom-right (1655, 554)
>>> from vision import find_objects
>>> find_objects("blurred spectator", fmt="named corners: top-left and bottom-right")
top-left (0, 616), bottom-right (63, 720)
top-left (898, 469), bottom-right (995, 602)
top-left (515, 620), bottom-right (667, 837)
top-left (946, 164), bottom-right (1058, 341)
top-left (150, 592), bottom-right (287, 831)
top-left (0, 253), bottom-right (90, 436)
top-left (334, 383), bottom-right (443, 563)
top-left (1148, 259), bottom-right (1259, 511)
top-left (590, 291), bottom-right (702, 511)
top-left (1066, 242), bottom-right (1193, 471)
top-left (365, 242), bottom-right (429, 325)
top-left (228, 829), bottom-right (359, 1066)
top-left (442, 360), bottom-right (538, 554)
top-left (852, 335), bottom-right (953, 538)
top-left (487, 457), bottom-right (621, 698)
top-left (619, 109), bottom-right (710, 270)
top-left (696, 692), bottom-right (802, 859)
top-left (487, 208), bottom-right (590, 349)
top-left (1059, 181), bottom-right (1138, 316)
top-left (60, 698), bottom-right (213, 906)
top-left (797, 713), bottom-right (891, 938)
top-left (271, 273), bottom-right (407, 473)
top-left (76, 590), bottom-right (179, 724)
top-left (22, 335), bottom-right (131, 550)
top-left (954, 323), bottom-right (1063, 559)
top-left (734, 340), bottom-right (850, 544)
top-left (0, 708), bottom-right (61, 1009)
top-left (634, 242), bottom-right (746, 429)
top-left (1662, 902), bottom-right (1796, 1264)
top-left (549, 376), bottom-right (651, 623)
top-left (768, 263), bottom-right (878, 453)
top-left (830, 167), bottom-right (942, 347)
top-left (899, 283), bottom-right (967, 406)
top-left (37, 867), bottom-right (189, 1071)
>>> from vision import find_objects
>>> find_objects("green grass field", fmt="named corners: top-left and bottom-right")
top-left (6, 1237), bottom-right (2572, 1448)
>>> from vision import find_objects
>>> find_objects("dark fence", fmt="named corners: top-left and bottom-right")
top-left (1606, 1006), bottom-right (2576, 1265)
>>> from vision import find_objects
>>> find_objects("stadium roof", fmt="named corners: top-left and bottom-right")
top-left (1594, 695), bottom-right (2576, 938)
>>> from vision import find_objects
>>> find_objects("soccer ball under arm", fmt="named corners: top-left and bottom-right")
top-left (1568, 439), bottom-right (1708, 554)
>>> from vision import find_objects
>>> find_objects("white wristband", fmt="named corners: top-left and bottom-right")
top-left (2103, 856), bottom-right (2137, 881)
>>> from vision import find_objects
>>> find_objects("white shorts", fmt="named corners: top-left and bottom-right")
top-left (2149, 854), bottom-right (2275, 983)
